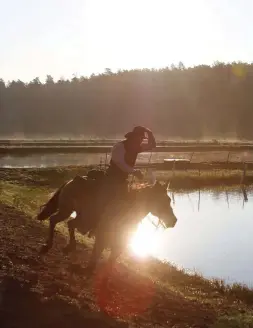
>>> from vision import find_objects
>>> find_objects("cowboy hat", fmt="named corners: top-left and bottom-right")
top-left (124, 126), bottom-right (147, 139)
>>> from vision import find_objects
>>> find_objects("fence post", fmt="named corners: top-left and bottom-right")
top-left (240, 162), bottom-right (247, 185)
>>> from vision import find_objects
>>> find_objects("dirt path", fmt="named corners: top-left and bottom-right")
top-left (0, 204), bottom-right (216, 327)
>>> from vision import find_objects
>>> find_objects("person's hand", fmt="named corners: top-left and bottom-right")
top-left (135, 126), bottom-right (147, 133)
top-left (134, 169), bottom-right (144, 180)
top-left (144, 127), bottom-right (152, 133)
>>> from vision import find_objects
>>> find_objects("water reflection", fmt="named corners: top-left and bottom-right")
top-left (140, 187), bottom-right (253, 286)
top-left (0, 153), bottom-right (106, 168)
top-left (0, 151), bottom-right (232, 168)
top-left (0, 152), bottom-right (151, 168)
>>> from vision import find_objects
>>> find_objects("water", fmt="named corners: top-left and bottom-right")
top-left (1, 150), bottom-right (250, 168)
top-left (0, 153), bottom-right (123, 168)
top-left (0, 153), bottom-right (105, 168)
top-left (147, 187), bottom-right (253, 287)
top-left (0, 152), bottom-right (187, 168)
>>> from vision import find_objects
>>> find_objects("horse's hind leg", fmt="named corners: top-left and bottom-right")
top-left (63, 218), bottom-right (79, 253)
top-left (63, 209), bottom-right (92, 253)
top-left (40, 209), bottom-right (71, 254)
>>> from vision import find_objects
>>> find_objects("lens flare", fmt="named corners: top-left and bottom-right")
top-left (129, 214), bottom-right (164, 257)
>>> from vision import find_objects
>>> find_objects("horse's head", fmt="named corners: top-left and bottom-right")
top-left (144, 181), bottom-right (177, 229)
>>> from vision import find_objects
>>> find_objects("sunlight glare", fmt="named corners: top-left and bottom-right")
top-left (129, 214), bottom-right (164, 258)
top-left (84, 0), bottom-right (218, 72)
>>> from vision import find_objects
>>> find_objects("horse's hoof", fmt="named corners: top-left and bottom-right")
top-left (88, 231), bottom-right (95, 238)
top-left (63, 244), bottom-right (76, 254)
top-left (68, 264), bottom-right (94, 276)
top-left (83, 264), bottom-right (96, 276)
top-left (68, 263), bottom-right (84, 274)
top-left (39, 244), bottom-right (50, 254)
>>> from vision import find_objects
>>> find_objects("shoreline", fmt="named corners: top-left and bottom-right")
top-left (0, 166), bottom-right (252, 191)
top-left (2, 143), bottom-right (253, 154)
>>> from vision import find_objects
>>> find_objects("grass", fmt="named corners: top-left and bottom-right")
top-left (0, 166), bottom-right (253, 191)
top-left (156, 169), bottom-right (253, 190)
top-left (0, 181), bottom-right (51, 217)
top-left (0, 180), bottom-right (93, 249)
top-left (126, 257), bottom-right (253, 306)
top-left (1, 167), bottom-right (253, 327)
top-left (212, 314), bottom-right (253, 328)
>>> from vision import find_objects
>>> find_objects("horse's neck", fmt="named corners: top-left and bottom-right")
top-left (129, 189), bottom-right (150, 220)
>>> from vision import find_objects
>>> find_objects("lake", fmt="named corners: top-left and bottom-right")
top-left (133, 187), bottom-right (253, 287)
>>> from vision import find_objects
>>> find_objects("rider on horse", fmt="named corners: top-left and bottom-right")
top-left (96, 126), bottom-right (156, 215)
top-left (107, 126), bottom-right (156, 186)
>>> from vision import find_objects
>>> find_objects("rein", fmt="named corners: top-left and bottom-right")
top-left (129, 150), bottom-right (153, 190)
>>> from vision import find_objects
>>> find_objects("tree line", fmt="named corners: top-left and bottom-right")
top-left (0, 62), bottom-right (252, 139)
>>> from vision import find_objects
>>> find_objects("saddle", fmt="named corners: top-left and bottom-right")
top-left (75, 168), bottom-right (129, 206)
top-left (73, 169), bottom-right (106, 188)
top-left (73, 169), bottom-right (130, 236)
top-left (87, 168), bottom-right (106, 181)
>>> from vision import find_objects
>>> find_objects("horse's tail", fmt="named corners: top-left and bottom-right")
top-left (37, 182), bottom-right (67, 221)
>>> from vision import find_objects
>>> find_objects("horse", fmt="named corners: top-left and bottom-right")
top-left (37, 171), bottom-right (177, 272)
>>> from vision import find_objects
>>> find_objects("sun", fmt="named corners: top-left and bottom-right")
top-left (129, 214), bottom-right (164, 258)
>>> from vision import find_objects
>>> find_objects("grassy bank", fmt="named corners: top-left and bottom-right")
top-left (158, 169), bottom-right (253, 191)
top-left (0, 168), bottom-right (253, 327)
top-left (0, 166), bottom-right (252, 191)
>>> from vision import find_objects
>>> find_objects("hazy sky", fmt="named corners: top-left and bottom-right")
top-left (1, 0), bottom-right (253, 82)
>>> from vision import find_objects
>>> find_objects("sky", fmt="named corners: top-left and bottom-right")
top-left (0, 0), bottom-right (253, 82)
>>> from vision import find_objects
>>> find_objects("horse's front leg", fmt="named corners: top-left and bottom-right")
top-left (106, 245), bottom-right (122, 274)
top-left (95, 246), bottom-right (122, 290)
top-left (86, 235), bottom-right (104, 273)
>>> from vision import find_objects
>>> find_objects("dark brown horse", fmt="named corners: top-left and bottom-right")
top-left (37, 172), bottom-right (177, 271)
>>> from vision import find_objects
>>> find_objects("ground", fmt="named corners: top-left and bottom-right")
top-left (0, 167), bottom-right (253, 328)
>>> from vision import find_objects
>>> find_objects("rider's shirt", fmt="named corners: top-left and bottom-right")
top-left (107, 139), bottom-right (155, 181)
top-left (111, 142), bottom-right (136, 174)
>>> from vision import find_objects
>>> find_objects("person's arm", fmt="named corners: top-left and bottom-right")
top-left (111, 143), bottom-right (135, 173)
top-left (140, 129), bottom-right (156, 152)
